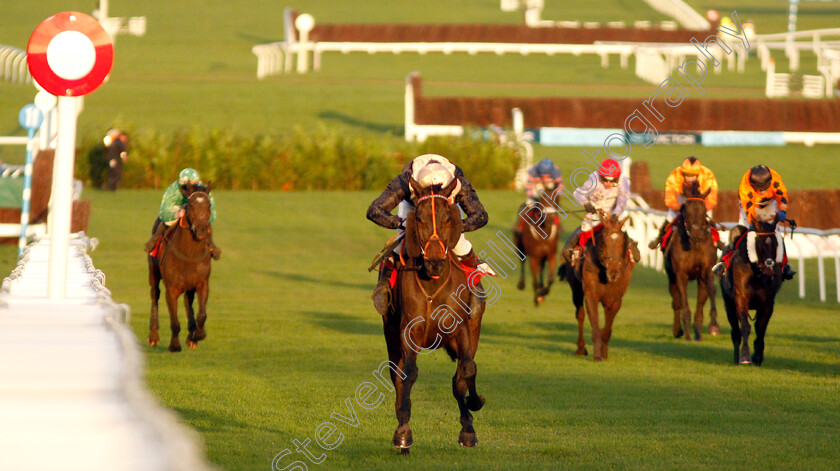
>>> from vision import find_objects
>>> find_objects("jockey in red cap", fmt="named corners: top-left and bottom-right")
top-left (561, 158), bottom-right (639, 266)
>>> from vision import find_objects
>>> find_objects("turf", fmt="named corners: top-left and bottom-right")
top-left (12, 188), bottom-right (817, 471)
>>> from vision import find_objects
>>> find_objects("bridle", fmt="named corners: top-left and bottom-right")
top-left (416, 193), bottom-right (450, 260)
top-left (682, 196), bottom-right (711, 241)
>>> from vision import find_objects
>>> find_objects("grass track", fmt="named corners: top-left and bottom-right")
top-left (58, 189), bottom-right (839, 470)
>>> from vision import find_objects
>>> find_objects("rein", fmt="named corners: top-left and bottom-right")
top-left (162, 217), bottom-right (210, 264)
top-left (416, 193), bottom-right (449, 258)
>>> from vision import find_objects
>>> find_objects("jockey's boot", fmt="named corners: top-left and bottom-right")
top-left (782, 263), bottom-right (797, 280)
top-left (144, 223), bottom-right (167, 254)
top-left (372, 256), bottom-right (396, 316)
top-left (712, 244), bottom-right (731, 278)
top-left (460, 250), bottom-right (496, 317)
top-left (629, 239), bottom-right (641, 263)
top-left (648, 222), bottom-right (668, 250)
top-left (562, 232), bottom-right (581, 265)
top-left (207, 229), bottom-right (221, 260)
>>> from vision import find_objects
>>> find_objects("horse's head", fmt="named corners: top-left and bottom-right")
top-left (405, 177), bottom-right (462, 277)
top-left (596, 213), bottom-right (630, 282)
top-left (186, 188), bottom-right (212, 241)
top-left (752, 218), bottom-right (780, 277)
top-left (681, 181), bottom-right (711, 245)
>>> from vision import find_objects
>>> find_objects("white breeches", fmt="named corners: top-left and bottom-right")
top-left (394, 201), bottom-right (471, 257)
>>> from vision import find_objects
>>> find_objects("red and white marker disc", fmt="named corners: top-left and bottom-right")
top-left (27, 11), bottom-right (113, 97)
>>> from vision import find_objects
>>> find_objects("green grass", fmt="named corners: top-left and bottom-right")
top-left (10, 188), bottom-right (813, 470)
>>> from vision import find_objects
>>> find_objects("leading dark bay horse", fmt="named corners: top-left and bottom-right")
top-left (383, 177), bottom-right (486, 452)
top-left (516, 183), bottom-right (562, 306)
top-left (148, 187), bottom-right (214, 352)
top-left (559, 213), bottom-right (634, 361)
top-left (721, 217), bottom-right (792, 365)
top-left (663, 182), bottom-right (720, 341)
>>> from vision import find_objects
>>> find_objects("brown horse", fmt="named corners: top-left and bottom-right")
top-left (516, 184), bottom-right (561, 306)
top-left (383, 177), bottom-right (485, 452)
top-left (721, 217), bottom-right (790, 365)
top-left (663, 182), bottom-right (720, 341)
top-left (148, 187), bottom-right (214, 352)
top-left (559, 213), bottom-right (634, 361)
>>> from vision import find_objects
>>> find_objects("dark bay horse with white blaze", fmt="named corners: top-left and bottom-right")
top-left (383, 177), bottom-right (485, 452)
top-left (663, 182), bottom-right (720, 341)
top-left (148, 187), bottom-right (214, 352)
top-left (516, 182), bottom-right (561, 306)
top-left (721, 217), bottom-right (792, 365)
top-left (559, 213), bottom-right (634, 361)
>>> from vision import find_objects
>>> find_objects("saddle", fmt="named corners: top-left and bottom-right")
top-left (721, 229), bottom-right (787, 272)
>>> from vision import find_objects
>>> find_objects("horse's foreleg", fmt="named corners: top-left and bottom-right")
top-left (517, 259), bottom-right (526, 291)
top-left (148, 263), bottom-right (161, 347)
top-left (751, 305), bottom-right (774, 366)
top-left (392, 347), bottom-right (418, 449)
top-left (164, 288), bottom-right (181, 352)
top-left (572, 282), bottom-right (587, 356)
top-left (694, 279), bottom-right (707, 341)
top-left (452, 330), bottom-right (481, 447)
top-left (723, 290), bottom-right (741, 364)
top-left (529, 257), bottom-right (544, 305)
top-left (545, 251), bottom-right (556, 294)
top-left (734, 295), bottom-right (752, 364)
top-left (668, 277), bottom-right (683, 338)
top-left (584, 295), bottom-right (603, 361)
top-left (189, 282), bottom-right (209, 347)
top-left (184, 289), bottom-right (197, 348)
top-left (600, 299), bottom-right (622, 360)
top-left (705, 271), bottom-right (720, 335)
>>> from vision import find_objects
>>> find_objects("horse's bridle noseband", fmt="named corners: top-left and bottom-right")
top-left (416, 193), bottom-right (450, 259)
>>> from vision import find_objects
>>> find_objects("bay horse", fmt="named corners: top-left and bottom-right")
top-left (721, 217), bottom-right (791, 365)
top-left (663, 182), bottom-right (720, 341)
top-left (148, 186), bottom-right (214, 352)
top-left (559, 213), bottom-right (634, 361)
top-left (516, 182), bottom-right (561, 306)
top-left (383, 177), bottom-right (485, 452)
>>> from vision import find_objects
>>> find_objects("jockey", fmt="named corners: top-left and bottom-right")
top-left (367, 154), bottom-right (495, 316)
top-left (561, 158), bottom-right (639, 265)
top-left (713, 165), bottom-right (795, 280)
top-left (144, 168), bottom-right (221, 260)
top-left (648, 156), bottom-right (722, 250)
top-left (513, 158), bottom-right (563, 247)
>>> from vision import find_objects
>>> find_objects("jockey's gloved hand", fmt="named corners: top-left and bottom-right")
top-left (584, 203), bottom-right (596, 214)
top-left (777, 210), bottom-right (787, 222)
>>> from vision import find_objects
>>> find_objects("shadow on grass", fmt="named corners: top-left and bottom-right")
top-left (300, 310), bottom-right (380, 336)
top-left (174, 406), bottom-right (253, 433)
top-left (257, 269), bottom-right (371, 291)
top-left (318, 111), bottom-right (403, 135)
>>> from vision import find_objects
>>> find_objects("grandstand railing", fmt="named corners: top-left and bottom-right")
top-left (640, 0), bottom-right (711, 31)
top-left (0, 45), bottom-right (31, 85)
top-left (625, 196), bottom-right (840, 303)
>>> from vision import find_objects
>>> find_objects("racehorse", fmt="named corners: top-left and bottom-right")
top-left (720, 216), bottom-right (791, 365)
top-left (662, 182), bottom-right (720, 341)
top-left (516, 182), bottom-right (561, 306)
top-left (383, 177), bottom-right (485, 452)
top-left (148, 185), bottom-right (214, 352)
top-left (559, 213), bottom-right (634, 361)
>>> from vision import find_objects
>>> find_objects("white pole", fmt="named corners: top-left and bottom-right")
top-left (47, 95), bottom-right (79, 299)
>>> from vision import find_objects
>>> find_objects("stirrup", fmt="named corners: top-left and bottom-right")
top-left (648, 238), bottom-right (660, 250)
top-left (712, 262), bottom-right (725, 278)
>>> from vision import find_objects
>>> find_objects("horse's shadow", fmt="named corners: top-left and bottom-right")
top-left (257, 269), bottom-right (371, 292)
top-left (299, 310), bottom-right (380, 336)
top-left (318, 111), bottom-right (403, 135)
top-left (478, 321), bottom-right (580, 354)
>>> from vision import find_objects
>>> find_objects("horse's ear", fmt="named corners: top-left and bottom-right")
top-left (619, 216), bottom-right (629, 228)
top-left (448, 204), bottom-right (463, 250)
top-left (598, 211), bottom-right (608, 226)
top-left (702, 187), bottom-right (711, 199)
top-left (206, 181), bottom-right (213, 193)
top-left (403, 211), bottom-right (422, 258)
top-left (408, 176), bottom-right (423, 198)
top-left (442, 177), bottom-right (458, 197)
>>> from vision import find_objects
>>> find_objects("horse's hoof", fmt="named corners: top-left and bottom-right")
top-left (148, 338), bottom-right (158, 347)
top-left (516, 280), bottom-right (525, 290)
top-left (534, 296), bottom-right (544, 306)
top-left (169, 344), bottom-right (182, 353)
top-left (187, 340), bottom-right (197, 349)
top-left (467, 395), bottom-right (485, 412)
top-left (393, 432), bottom-right (413, 449)
top-left (575, 348), bottom-right (587, 356)
top-left (593, 356), bottom-right (602, 362)
top-left (739, 356), bottom-right (752, 365)
top-left (708, 325), bottom-right (721, 336)
top-left (674, 328), bottom-right (684, 339)
top-left (751, 354), bottom-right (763, 366)
top-left (458, 431), bottom-right (478, 447)
top-left (400, 448), bottom-right (410, 456)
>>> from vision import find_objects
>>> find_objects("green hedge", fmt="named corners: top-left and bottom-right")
top-left (77, 127), bottom-right (519, 191)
